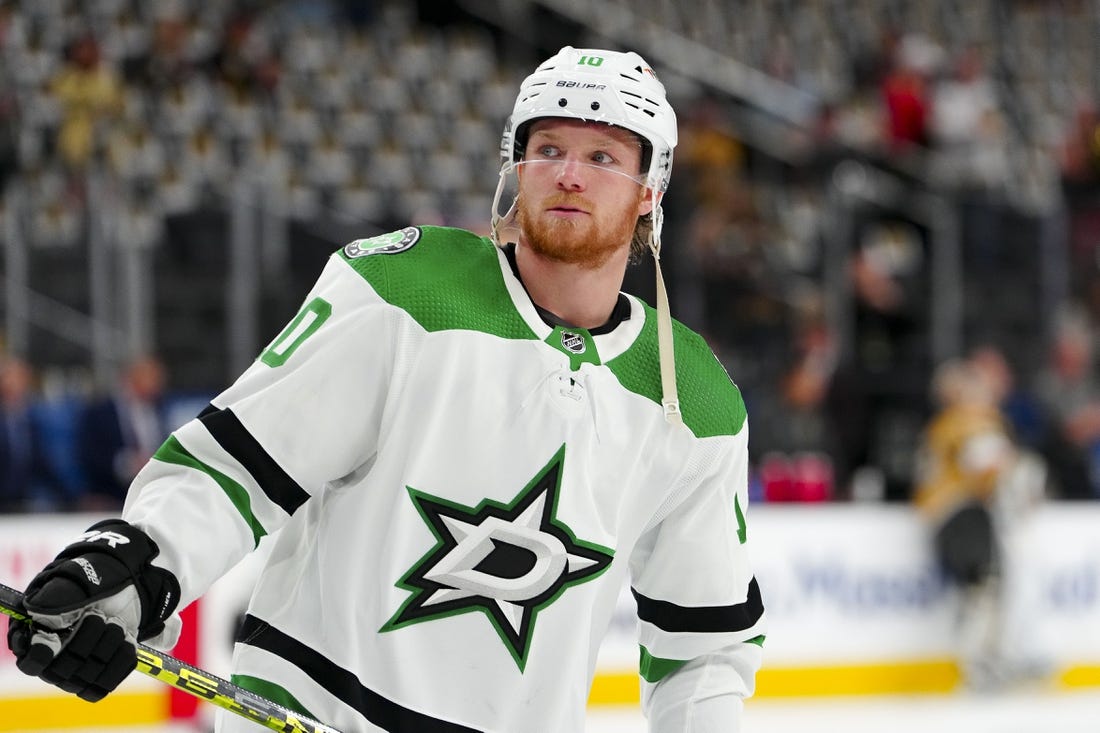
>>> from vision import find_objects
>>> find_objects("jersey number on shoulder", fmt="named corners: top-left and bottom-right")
top-left (260, 297), bottom-right (332, 367)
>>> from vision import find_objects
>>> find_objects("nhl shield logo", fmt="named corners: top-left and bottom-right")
top-left (344, 227), bottom-right (422, 258)
top-left (560, 331), bottom-right (586, 354)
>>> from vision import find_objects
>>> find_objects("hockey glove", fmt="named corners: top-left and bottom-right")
top-left (6, 519), bottom-right (182, 702)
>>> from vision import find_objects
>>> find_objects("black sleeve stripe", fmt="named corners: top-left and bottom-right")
top-left (632, 576), bottom-right (764, 634)
top-left (198, 404), bottom-right (310, 516)
top-left (237, 615), bottom-right (483, 732)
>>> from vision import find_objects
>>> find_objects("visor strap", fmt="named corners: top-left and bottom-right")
top-left (489, 163), bottom-right (516, 247)
top-left (647, 189), bottom-right (681, 426)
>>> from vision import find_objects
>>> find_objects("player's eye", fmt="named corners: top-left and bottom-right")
top-left (591, 151), bottom-right (616, 165)
top-left (535, 144), bottom-right (561, 158)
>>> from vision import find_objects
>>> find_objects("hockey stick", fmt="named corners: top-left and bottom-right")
top-left (0, 582), bottom-right (342, 733)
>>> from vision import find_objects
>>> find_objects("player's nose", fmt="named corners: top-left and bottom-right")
top-left (554, 159), bottom-right (587, 191)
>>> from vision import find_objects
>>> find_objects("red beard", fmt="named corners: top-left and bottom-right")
top-left (516, 192), bottom-right (638, 270)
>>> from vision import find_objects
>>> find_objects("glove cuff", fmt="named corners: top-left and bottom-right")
top-left (31, 519), bottom-right (181, 640)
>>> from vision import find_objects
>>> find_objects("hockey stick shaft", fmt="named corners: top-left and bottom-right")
top-left (0, 582), bottom-right (342, 733)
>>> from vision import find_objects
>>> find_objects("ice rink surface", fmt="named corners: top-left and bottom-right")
top-left (34, 688), bottom-right (1100, 733)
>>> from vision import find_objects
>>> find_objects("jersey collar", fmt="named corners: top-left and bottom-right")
top-left (494, 243), bottom-right (647, 363)
top-left (500, 243), bottom-right (631, 334)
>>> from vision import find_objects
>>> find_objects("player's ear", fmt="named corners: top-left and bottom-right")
top-left (637, 188), bottom-right (660, 217)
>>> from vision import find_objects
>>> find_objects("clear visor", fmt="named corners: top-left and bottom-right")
top-left (512, 158), bottom-right (648, 187)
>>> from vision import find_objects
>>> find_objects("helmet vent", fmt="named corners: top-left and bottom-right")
top-left (623, 101), bottom-right (657, 118)
top-left (620, 90), bottom-right (660, 117)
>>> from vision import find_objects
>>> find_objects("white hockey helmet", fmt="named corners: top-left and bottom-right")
top-left (500, 46), bottom-right (677, 192)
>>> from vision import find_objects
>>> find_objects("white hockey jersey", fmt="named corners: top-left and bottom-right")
top-left (123, 226), bottom-right (765, 732)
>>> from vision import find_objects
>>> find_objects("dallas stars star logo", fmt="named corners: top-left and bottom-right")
top-left (381, 445), bottom-right (614, 670)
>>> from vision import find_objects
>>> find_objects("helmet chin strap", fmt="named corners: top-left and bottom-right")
top-left (490, 166), bottom-right (682, 427)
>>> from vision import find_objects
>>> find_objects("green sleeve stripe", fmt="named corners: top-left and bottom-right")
top-left (231, 674), bottom-right (317, 721)
top-left (639, 646), bottom-right (689, 683)
top-left (153, 435), bottom-right (267, 548)
top-left (640, 636), bottom-right (766, 683)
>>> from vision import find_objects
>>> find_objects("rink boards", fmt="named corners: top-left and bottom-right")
top-left (1, 505), bottom-right (1099, 729)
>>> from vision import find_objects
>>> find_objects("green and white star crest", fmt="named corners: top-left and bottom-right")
top-left (381, 445), bottom-right (614, 670)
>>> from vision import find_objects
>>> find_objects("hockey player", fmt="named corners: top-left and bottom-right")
top-left (913, 357), bottom-right (1046, 690)
top-left (8, 47), bottom-right (765, 732)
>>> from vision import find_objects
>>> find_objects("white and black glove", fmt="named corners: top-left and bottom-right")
top-left (6, 519), bottom-right (181, 702)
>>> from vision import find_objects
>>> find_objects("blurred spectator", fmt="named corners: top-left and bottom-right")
top-left (686, 175), bottom-right (785, 358)
top-left (122, 15), bottom-right (195, 93)
top-left (1058, 101), bottom-right (1100, 190)
top-left (208, 10), bottom-right (278, 101)
top-left (850, 26), bottom-right (900, 94)
top-left (879, 34), bottom-right (939, 154)
top-left (912, 358), bottom-right (1030, 689)
top-left (677, 95), bottom-right (744, 207)
top-left (749, 305), bottom-right (840, 502)
top-left (852, 218), bottom-right (930, 353)
top-left (1058, 101), bottom-right (1100, 324)
top-left (1035, 308), bottom-right (1100, 499)
top-left (76, 355), bottom-right (169, 510)
top-left (0, 357), bottom-right (63, 512)
top-left (49, 33), bottom-right (123, 171)
top-left (928, 46), bottom-right (1008, 192)
top-left (968, 343), bottom-right (1048, 453)
top-left (848, 221), bottom-right (932, 487)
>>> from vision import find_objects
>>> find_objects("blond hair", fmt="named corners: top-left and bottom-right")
top-left (630, 212), bottom-right (654, 263)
